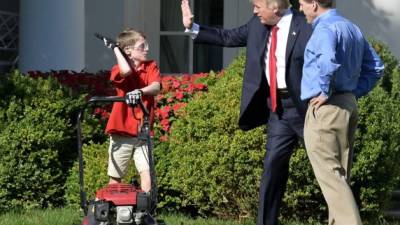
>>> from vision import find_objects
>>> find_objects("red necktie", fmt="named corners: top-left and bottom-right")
top-left (269, 25), bottom-right (279, 112)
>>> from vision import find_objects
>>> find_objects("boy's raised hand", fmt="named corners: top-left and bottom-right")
top-left (181, 0), bottom-right (194, 29)
top-left (103, 37), bottom-right (117, 49)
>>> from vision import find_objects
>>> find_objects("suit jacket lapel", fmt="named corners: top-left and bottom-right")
top-left (285, 10), bottom-right (301, 63)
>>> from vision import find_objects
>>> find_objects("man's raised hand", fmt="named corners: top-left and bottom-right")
top-left (181, 0), bottom-right (194, 29)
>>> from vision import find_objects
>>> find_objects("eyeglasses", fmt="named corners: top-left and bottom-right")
top-left (132, 42), bottom-right (149, 52)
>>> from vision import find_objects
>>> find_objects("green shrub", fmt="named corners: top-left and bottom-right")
top-left (156, 52), bottom-right (265, 218)
top-left (0, 71), bottom-right (84, 212)
top-left (282, 66), bottom-right (400, 221)
top-left (352, 68), bottom-right (400, 219)
top-left (370, 39), bottom-right (399, 93)
top-left (158, 41), bottom-right (400, 222)
top-left (352, 40), bottom-right (400, 220)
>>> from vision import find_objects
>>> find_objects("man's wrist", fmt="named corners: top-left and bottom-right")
top-left (185, 23), bottom-right (200, 40)
top-left (319, 91), bottom-right (329, 99)
top-left (187, 22), bottom-right (193, 30)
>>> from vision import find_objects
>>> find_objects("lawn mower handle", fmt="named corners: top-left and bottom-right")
top-left (77, 95), bottom-right (152, 214)
top-left (88, 96), bottom-right (149, 116)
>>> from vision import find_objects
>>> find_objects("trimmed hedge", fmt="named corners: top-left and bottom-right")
top-left (0, 71), bottom-right (84, 212)
top-left (157, 41), bottom-right (400, 222)
top-left (156, 53), bottom-right (265, 218)
top-left (1, 40), bottom-right (399, 224)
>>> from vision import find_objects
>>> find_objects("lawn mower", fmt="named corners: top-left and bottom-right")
top-left (77, 95), bottom-right (164, 225)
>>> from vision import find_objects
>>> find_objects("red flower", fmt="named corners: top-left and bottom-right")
top-left (160, 118), bottom-right (170, 132)
top-left (101, 111), bottom-right (110, 119)
top-left (191, 72), bottom-right (208, 82)
top-left (94, 107), bottom-right (103, 115)
top-left (156, 94), bottom-right (165, 102)
top-left (167, 97), bottom-right (174, 103)
top-left (175, 91), bottom-right (184, 100)
top-left (155, 108), bottom-right (162, 118)
top-left (194, 83), bottom-right (206, 90)
top-left (161, 80), bottom-right (172, 92)
top-left (173, 102), bottom-right (187, 113)
top-left (172, 79), bottom-right (180, 89)
top-left (182, 75), bottom-right (190, 81)
top-left (186, 84), bottom-right (195, 94)
top-left (94, 107), bottom-right (110, 119)
top-left (160, 106), bottom-right (171, 119)
top-left (29, 70), bottom-right (215, 142)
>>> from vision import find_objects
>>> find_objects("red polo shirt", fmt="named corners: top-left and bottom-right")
top-left (105, 60), bottom-right (161, 137)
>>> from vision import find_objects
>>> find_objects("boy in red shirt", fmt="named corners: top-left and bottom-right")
top-left (104, 28), bottom-right (161, 192)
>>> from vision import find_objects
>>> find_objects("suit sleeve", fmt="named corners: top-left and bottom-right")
top-left (195, 17), bottom-right (254, 47)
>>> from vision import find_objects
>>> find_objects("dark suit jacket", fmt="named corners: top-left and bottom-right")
top-left (195, 8), bottom-right (312, 131)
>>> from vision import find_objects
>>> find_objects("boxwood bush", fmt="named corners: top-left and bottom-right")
top-left (158, 41), bottom-right (400, 222)
top-left (2, 39), bottom-right (399, 224)
top-left (0, 71), bottom-right (84, 212)
top-left (155, 53), bottom-right (265, 218)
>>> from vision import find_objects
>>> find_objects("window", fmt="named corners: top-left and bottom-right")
top-left (0, 10), bottom-right (19, 71)
top-left (160, 0), bottom-right (223, 74)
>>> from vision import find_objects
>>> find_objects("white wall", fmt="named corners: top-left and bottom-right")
top-left (19, 0), bottom-right (84, 73)
top-left (337, 0), bottom-right (400, 59)
top-left (83, 0), bottom-right (160, 72)
top-left (19, 0), bottom-right (160, 73)
top-left (19, 1), bottom-right (398, 73)
top-left (83, 0), bottom-right (124, 72)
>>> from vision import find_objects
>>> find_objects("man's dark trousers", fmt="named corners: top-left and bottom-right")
top-left (257, 97), bottom-right (304, 225)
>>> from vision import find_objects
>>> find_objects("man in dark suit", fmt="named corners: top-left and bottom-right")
top-left (181, 0), bottom-right (312, 224)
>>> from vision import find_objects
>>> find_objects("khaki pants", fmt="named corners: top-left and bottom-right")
top-left (304, 93), bottom-right (362, 225)
top-left (107, 134), bottom-right (150, 179)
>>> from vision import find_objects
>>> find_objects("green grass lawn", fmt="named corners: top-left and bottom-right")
top-left (0, 208), bottom-right (399, 225)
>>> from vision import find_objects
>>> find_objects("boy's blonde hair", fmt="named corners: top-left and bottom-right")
top-left (116, 28), bottom-right (146, 49)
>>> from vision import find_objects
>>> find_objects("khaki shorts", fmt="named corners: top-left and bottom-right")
top-left (107, 134), bottom-right (150, 179)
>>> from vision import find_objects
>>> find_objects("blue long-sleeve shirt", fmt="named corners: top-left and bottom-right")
top-left (301, 9), bottom-right (384, 100)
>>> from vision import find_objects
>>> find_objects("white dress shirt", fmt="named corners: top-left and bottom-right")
top-left (265, 9), bottom-right (293, 89)
top-left (185, 23), bottom-right (200, 39)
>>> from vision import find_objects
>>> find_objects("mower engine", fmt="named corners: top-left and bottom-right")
top-left (83, 183), bottom-right (152, 225)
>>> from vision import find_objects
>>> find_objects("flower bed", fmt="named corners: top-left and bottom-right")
top-left (28, 70), bottom-right (217, 142)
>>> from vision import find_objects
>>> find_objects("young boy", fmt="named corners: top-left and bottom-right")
top-left (104, 28), bottom-right (161, 192)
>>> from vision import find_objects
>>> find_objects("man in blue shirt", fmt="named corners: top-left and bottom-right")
top-left (298, 0), bottom-right (384, 224)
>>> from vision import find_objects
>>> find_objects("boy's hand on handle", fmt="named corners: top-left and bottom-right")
top-left (125, 89), bottom-right (143, 106)
top-left (181, 0), bottom-right (194, 29)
